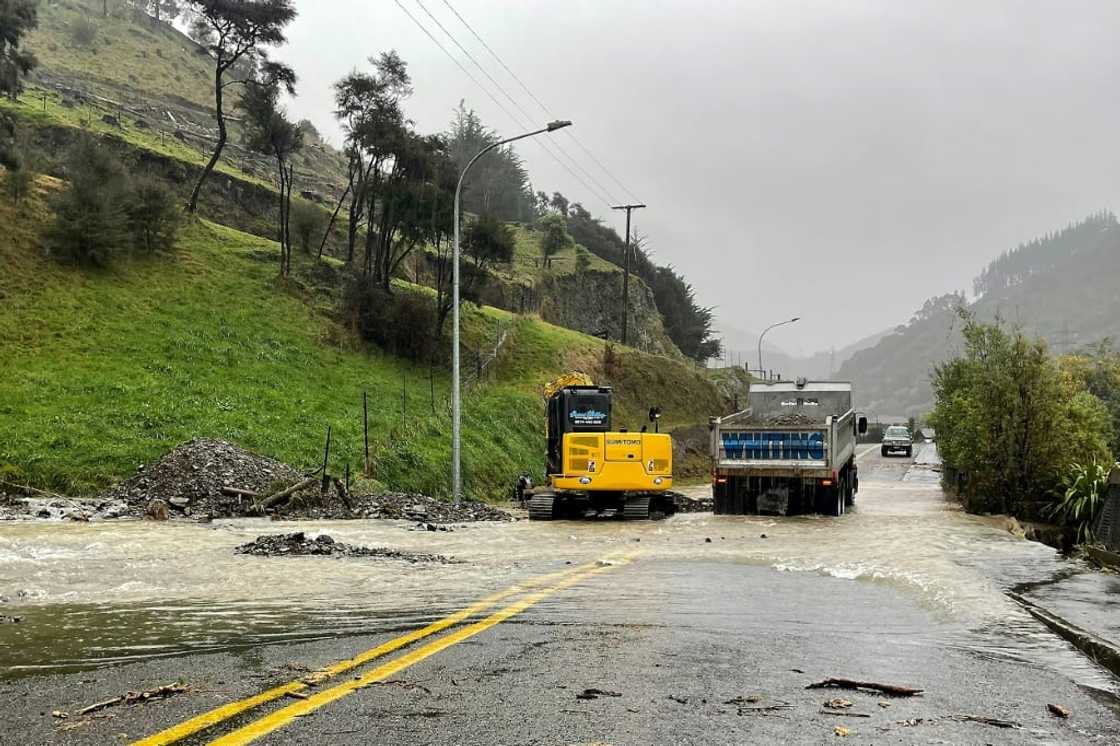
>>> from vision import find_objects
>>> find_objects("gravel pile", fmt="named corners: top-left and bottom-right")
top-left (673, 492), bottom-right (713, 513)
top-left (290, 492), bottom-right (513, 523)
top-left (739, 412), bottom-right (823, 427)
top-left (235, 532), bottom-right (449, 563)
top-left (99, 439), bottom-right (302, 518)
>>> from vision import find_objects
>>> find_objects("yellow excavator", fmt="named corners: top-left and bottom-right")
top-left (519, 373), bottom-right (676, 520)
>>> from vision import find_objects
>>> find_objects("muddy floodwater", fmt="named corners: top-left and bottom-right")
top-left (1, 444), bottom-right (1117, 695)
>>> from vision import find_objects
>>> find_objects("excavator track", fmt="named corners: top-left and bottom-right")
top-left (527, 492), bottom-right (558, 521)
top-left (623, 495), bottom-right (652, 521)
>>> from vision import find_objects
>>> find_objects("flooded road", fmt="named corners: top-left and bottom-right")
top-left (1, 444), bottom-right (1116, 695)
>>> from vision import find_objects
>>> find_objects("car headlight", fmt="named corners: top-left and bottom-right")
top-left (654, 477), bottom-right (663, 485)
top-left (579, 477), bottom-right (591, 485)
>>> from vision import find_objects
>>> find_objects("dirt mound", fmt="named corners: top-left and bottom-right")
top-left (99, 439), bottom-right (302, 518)
top-left (235, 532), bottom-right (449, 563)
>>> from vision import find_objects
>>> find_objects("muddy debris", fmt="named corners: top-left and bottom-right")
top-left (295, 492), bottom-right (512, 523)
top-left (1047, 703), bottom-right (1071, 718)
top-left (672, 492), bottom-right (713, 513)
top-left (806, 678), bottom-right (923, 697)
top-left (235, 532), bottom-right (450, 563)
top-left (75, 682), bottom-right (189, 716)
top-left (576, 689), bottom-right (622, 700)
top-left (99, 439), bottom-right (302, 519)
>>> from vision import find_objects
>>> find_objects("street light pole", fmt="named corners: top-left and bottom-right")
top-left (610, 203), bottom-right (646, 345)
top-left (757, 317), bottom-right (801, 376)
top-left (452, 120), bottom-right (572, 504)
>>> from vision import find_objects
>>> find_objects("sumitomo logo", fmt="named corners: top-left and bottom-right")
top-left (607, 439), bottom-right (641, 446)
top-left (721, 431), bottom-right (825, 460)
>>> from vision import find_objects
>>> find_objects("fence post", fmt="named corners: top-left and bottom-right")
top-left (362, 392), bottom-right (369, 475)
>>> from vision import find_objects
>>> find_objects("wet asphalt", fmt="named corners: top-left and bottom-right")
top-left (2, 448), bottom-right (1119, 745)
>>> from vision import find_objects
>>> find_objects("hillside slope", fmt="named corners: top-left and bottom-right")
top-left (0, 182), bottom-right (726, 498)
top-left (838, 212), bottom-right (1120, 417)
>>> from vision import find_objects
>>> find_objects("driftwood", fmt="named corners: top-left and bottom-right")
top-left (959, 715), bottom-right (1021, 729)
top-left (820, 710), bottom-right (871, 718)
top-left (333, 477), bottom-right (353, 514)
top-left (221, 486), bottom-right (259, 498)
top-left (76, 683), bottom-right (188, 716)
top-left (806, 678), bottom-right (923, 697)
top-left (254, 477), bottom-right (317, 513)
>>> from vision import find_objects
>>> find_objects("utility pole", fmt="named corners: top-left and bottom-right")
top-left (611, 203), bottom-right (646, 345)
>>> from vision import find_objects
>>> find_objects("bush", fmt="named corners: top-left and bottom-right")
top-left (69, 16), bottom-right (98, 48)
top-left (929, 312), bottom-right (1113, 518)
top-left (290, 200), bottom-right (326, 254)
top-left (344, 279), bottom-right (440, 363)
top-left (574, 246), bottom-right (591, 273)
top-left (129, 175), bottom-right (181, 252)
top-left (46, 142), bottom-right (131, 266)
top-left (1049, 461), bottom-right (1111, 543)
top-left (4, 165), bottom-right (33, 204)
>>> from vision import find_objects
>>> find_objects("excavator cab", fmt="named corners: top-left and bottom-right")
top-left (527, 383), bottom-right (676, 521)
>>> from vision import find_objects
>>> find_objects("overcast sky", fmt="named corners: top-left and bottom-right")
top-left (275, 0), bottom-right (1120, 354)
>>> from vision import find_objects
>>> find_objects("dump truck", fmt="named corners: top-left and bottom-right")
top-left (519, 374), bottom-right (675, 521)
top-left (709, 379), bottom-right (867, 516)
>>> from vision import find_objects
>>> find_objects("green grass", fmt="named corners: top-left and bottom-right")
top-left (0, 86), bottom-right (272, 190)
top-left (0, 191), bottom-right (536, 497)
top-left (28, 0), bottom-right (216, 110)
top-left (0, 183), bottom-right (725, 499)
top-left (499, 224), bottom-right (618, 286)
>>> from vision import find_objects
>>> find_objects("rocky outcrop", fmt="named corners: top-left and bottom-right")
top-left (537, 270), bottom-right (680, 357)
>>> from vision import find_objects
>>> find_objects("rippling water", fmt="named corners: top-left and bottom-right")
top-left (1, 444), bottom-right (1116, 693)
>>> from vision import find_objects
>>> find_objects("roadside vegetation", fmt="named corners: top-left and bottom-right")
top-left (0, 0), bottom-right (735, 502)
top-left (0, 182), bottom-right (727, 498)
top-left (930, 311), bottom-right (1118, 541)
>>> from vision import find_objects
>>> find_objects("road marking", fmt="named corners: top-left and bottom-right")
top-left (207, 555), bottom-right (635, 746)
top-left (131, 559), bottom-right (611, 746)
top-left (855, 444), bottom-right (879, 462)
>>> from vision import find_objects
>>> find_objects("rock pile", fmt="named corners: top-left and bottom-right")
top-left (235, 532), bottom-right (449, 563)
top-left (673, 492), bottom-right (713, 514)
top-left (292, 492), bottom-right (513, 523)
top-left (99, 439), bottom-right (302, 518)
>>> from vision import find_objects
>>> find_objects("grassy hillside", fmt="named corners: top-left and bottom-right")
top-left (27, 0), bottom-right (215, 110)
top-left (838, 212), bottom-right (1120, 418)
top-left (22, 0), bottom-right (348, 198)
top-left (0, 180), bottom-right (724, 498)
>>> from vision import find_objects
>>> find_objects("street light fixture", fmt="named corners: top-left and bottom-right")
top-left (452, 120), bottom-right (572, 503)
top-left (757, 317), bottom-right (801, 377)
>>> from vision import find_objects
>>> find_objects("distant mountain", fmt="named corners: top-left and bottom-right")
top-left (838, 211), bottom-right (1120, 417)
top-left (714, 323), bottom-right (892, 380)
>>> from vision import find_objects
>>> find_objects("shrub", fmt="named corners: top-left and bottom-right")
top-left (344, 279), bottom-right (440, 363)
top-left (129, 175), bottom-right (181, 252)
top-left (4, 164), bottom-right (33, 204)
top-left (290, 200), bottom-right (326, 254)
top-left (574, 246), bottom-right (591, 273)
top-left (46, 142), bottom-right (131, 266)
top-left (69, 16), bottom-right (98, 48)
top-left (929, 312), bottom-right (1113, 518)
top-left (1048, 461), bottom-right (1111, 543)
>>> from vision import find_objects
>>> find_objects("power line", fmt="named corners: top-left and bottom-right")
top-left (396, 0), bottom-right (614, 208)
top-left (412, 0), bottom-right (620, 207)
top-left (439, 0), bottom-right (643, 204)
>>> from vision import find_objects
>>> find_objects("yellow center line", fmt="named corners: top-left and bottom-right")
top-left (208, 554), bottom-right (636, 746)
top-left (131, 558), bottom-right (614, 746)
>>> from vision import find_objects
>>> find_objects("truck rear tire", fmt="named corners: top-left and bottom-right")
top-left (818, 486), bottom-right (843, 517)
